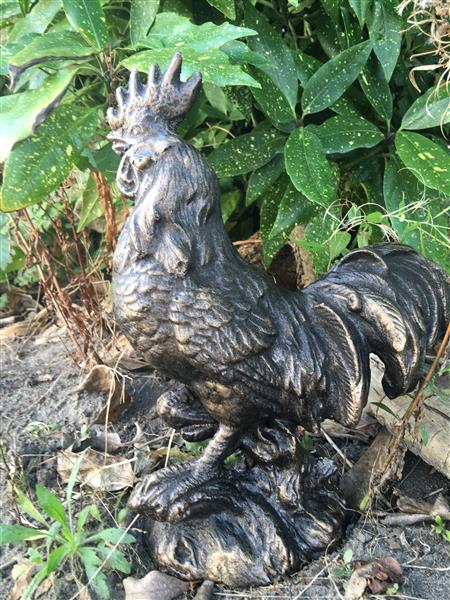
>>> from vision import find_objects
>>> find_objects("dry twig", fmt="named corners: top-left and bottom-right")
top-left (371, 324), bottom-right (450, 499)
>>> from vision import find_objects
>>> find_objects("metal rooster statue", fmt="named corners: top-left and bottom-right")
top-left (107, 53), bottom-right (449, 586)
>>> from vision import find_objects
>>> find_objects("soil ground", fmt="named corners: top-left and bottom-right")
top-left (1, 334), bottom-right (449, 600)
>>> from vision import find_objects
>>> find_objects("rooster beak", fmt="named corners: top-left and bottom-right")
top-left (107, 132), bottom-right (130, 154)
top-left (131, 145), bottom-right (156, 169)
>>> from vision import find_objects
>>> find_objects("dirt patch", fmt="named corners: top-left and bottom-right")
top-left (1, 336), bottom-right (449, 599)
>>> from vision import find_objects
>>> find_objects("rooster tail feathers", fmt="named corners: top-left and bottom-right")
top-left (312, 303), bottom-right (370, 427)
top-left (322, 243), bottom-right (449, 404)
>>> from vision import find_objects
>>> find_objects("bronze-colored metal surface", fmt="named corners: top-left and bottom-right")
top-left (107, 53), bottom-right (449, 585)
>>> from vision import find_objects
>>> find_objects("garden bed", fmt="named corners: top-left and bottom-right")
top-left (1, 334), bottom-right (449, 600)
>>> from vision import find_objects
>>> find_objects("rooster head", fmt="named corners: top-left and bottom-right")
top-left (106, 53), bottom-right (201, 198)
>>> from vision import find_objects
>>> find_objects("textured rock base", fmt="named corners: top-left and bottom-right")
top-left (143, 447), bottom-right (345, 587)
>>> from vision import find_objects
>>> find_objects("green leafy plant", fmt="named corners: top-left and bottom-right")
top-left (1, 0), bottom-right (448, 291)
top-left (184, 439), bottom-right (241, 465)
top-left (433, 515), bottom-right (450, 542)
top-left (333, 547), bottom-right (354, 577)
top-left (0, 453), bottom-right (135, 599)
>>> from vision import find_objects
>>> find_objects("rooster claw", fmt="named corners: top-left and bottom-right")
top-left (128, 462), bottom-right (213, 522)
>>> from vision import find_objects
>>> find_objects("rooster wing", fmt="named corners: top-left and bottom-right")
top-left (168, 284), bottom-right (277, 378)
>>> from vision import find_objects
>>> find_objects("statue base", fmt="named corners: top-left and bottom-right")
top-left (138, 435), bottom-right (345, 587)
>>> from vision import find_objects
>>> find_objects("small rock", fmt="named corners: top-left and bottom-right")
top-left (123, 570), bottom-right (189, 600)
top-left (194, 580), bottom-right (215, 600)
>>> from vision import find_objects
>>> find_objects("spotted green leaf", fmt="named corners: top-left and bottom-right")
top-left (7, 31), bottom-right (94, 83)
top-left (143, 12), bottom-right (192, 43)
top-left (168, 22), bottom-right (257, 53)
top-left (294, 50), bottom-right (361, 118)
top-left (307, 115), bottom-right (384, 154)
top-left (270, 182), bottom-right (313, 238)
top-left (285, 127), bottom-right (338, 207)
top-left (401, 85), bottom-right (450, 130)
top-left (244, 2), bottom-right (297, 118)
top-left (302, 41), bottom-right (372, 115)
top-left (260, 175), bottom-right (290, 269)
top-left (359, 54), bottom-right (392, 121)
top-left (221, 190), bottom-right (240, 222)
top-left (0, 68), bottom-right (76, 162)
top-left (221, 40), bottom-right (266, 68)
top-left (7, 0), bottom-right (61, 44)
top-left (320, 0), bottom-right (340, 22)
top-left (62, 0), bottom-right (109, 50)
top-left (207, 0), bottom-right (236, 20)
top-left (141, 16), bottom-right (256, 53)
top-left (369, 1), bottom-right (402, 81)
top-left (349, 0), bottom-right (371, 26)
top-left (121, 47), bottom-right (259, 88)
top-left (383, 156), bottom-right (449, 270)
top-left (246, 154), bottom-right (284, 205)
top-left (313, 7), bottom-right (343, 58)
top-left (130, 0), bottom-right (159, 47)
top-left (329, 231), bottom-right (351, 260)
top-left (395, 132), bottom-right (450, 196)
top-left (293, 205), bottom-right (341, 274)
top-left (208, 123), bottom-right (284, 177)
top-left (1, 105), bottom-right (99, 211)
top-left (250, 69), bottom-right (296, 123)
top-left (77, 173), bottom-right (102, 232)
top-left (294, 50), bottom-right (320, 86)
top-left (0, 35), bottom-right (35, 77)
top-left (1, 1), bottom-right (22, 20)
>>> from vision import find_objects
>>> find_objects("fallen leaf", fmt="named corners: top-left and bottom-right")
top-left (123, 570), bottom-right (189, 600)
top-left (76, 364), bottom-right (130, 423)
top-left (9, 561), bottom-right (34, 600)
top-left (430, 493), bottom-right (450, 517)
top-left (35, 577), bottom-right (52, 598)
top-left (345, 569), bottom-right (367, 600)
top-left (9, 561), bottom-right (52, 600)
top-left (345, 556), bottom-right (403, 600)
top-left (34, 322), bottom-right (65, 346)
top-left (0, 320), bottom-right (40, 342)
top-left (105, 334), bottom-right (150, 371)
top-left (57, 448), bottom-right (134, 491)
top-left (0, 300), bottom-right (49, 343)
top-left (340, 430), bottom-right (391, 510)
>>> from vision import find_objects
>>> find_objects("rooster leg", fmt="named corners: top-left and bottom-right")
top-left (198, 423), bottom-right (242, 471)
top-left (128, 423), bottom-right (242, 522)
top-left (156, 386), bottom-right (218, 441)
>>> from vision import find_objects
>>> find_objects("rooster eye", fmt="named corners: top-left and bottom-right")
top-left (130, 125), bottom-right (143, 136)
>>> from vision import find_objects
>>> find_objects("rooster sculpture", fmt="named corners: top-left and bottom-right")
top-left (107, 54), bottom-right (449, 577)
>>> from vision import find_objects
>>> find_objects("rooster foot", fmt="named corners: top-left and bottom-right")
top-left (157, 386), bottom-right (217, 441)
top-left (128, 461), bottom-right (216, 522)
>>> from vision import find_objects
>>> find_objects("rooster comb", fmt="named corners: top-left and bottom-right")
top-left (107, 52), bottom-right (202, 130)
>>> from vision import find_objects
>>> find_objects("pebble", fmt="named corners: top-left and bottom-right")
top-left (123, 570), bottom-right (189, 600)
top-left (194, 581), bottom-right (215, 600)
